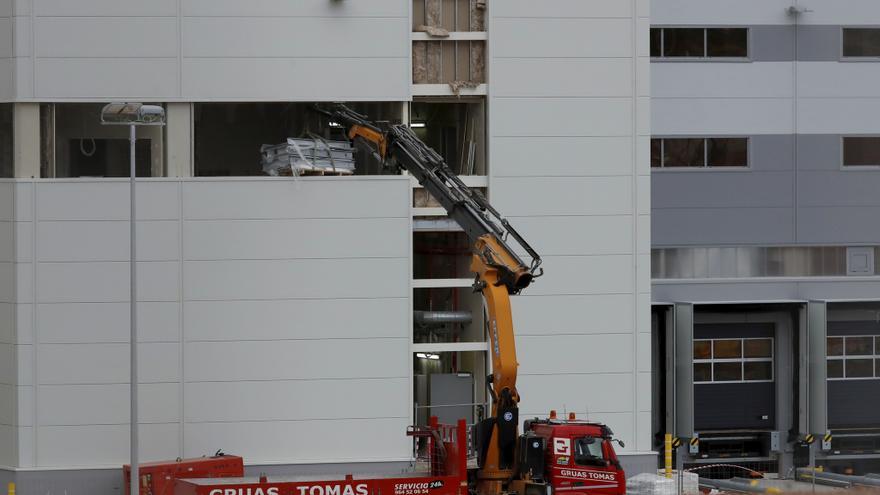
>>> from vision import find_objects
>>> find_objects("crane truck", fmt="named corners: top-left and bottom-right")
top-left (125, 105), bottom-right (627, 495)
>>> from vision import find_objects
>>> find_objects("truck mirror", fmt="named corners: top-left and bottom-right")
top-left (614, 439), bottom-right (625, 449)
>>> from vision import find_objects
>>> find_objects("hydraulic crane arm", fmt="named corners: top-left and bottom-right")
top-left (316, 104), bottom-right (542, 494)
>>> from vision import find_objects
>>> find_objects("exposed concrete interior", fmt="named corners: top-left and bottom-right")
top-left (410, 98), bottom-right (486, 175)
top-left (411, 0), bottom-right (485, 86)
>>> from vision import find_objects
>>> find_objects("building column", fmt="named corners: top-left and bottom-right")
top-left (165, 102), bottom-right (193, 177)
top-left (13, 103), bottom-right (40, 178)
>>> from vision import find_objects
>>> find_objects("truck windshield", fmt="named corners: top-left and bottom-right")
top-left (574, 437), bottom-right (606, 466)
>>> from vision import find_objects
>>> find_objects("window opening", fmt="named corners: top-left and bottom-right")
top-left (693, 338), bottom-right (774, 383)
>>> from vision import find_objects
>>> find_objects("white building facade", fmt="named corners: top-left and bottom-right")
top-left (0, 1), bottom-right (652, 492)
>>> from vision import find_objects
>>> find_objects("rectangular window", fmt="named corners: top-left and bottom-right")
top-left (651, 27), bottom-right (748, 59)
top-left (827, 335), bottom-right (880, 380)
top-left (0, 104), bottom-right (11, 178)
top-left (694, 338), bottom-right (774, 384)
top-left (843, 137), bottom-right (880, 167)
top-left (652, 137), bottom-right (748, 168)
top-left (843, 28), bottom-right (880, 57)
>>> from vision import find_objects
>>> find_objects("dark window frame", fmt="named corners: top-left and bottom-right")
top-left (651, 27), bottom-right (750, 60)
top-left (651, 136), bottom-right (750, 169)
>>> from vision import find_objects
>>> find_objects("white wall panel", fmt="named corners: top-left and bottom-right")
top-left (185, 379), bottom-right (408, 423)
top-left (181, 0), bottom-right (407, 17)
top-left (0, 183), bottom-right (13, 221)
top-left (512, 294), bottom-right (635, 336)
top-left (493, 18), bottom-right (632, 58)
top-left (0, 222), bottom-right (12, 262)
top-left (0, 264), bottom-right (13, 303)
top-left (37, 423), bottom-right (179, 467)
top-left (0, 383), bottom-right (13, 424)
top-left (799, 63), bottom-right (880, 98)
top-left (185, 419), bottom-right (410, 464)
top-left (34, 0), bottom-right (177, 16)
top-left (38, 301), bottom-right (179, 343)
top-left (39, 342), bottom-right (180, 385)
top-left (490, 137), bottom-right (633, 177)
top-left (35, 58), bottom-right (179, 99)
top-left (181, 58), bottom-right (408, 101)
top-left (524, 255), bottom-right (633, 297)
top-left (493, 58), bottom-right (632, 98)
top-left (184, 218), bottom-right (409, 260)
top-left (36, 261), bottom-right (179, 303)
top-left (37, 383), bottom-right (179, 425)
top-left (0, 17), bottom-right (11, 59)
top-left (184, 298), bottom-right (407, 342)
top-left (492, 177), bottom-right (632, 216)
top-left (517, 373), bottom-right (634, 416)
top-left (517, 334), bottom-right (634, 374)
top-left (651, 0), bottom-right (793, 25)
top-left (14, 222), bottom-right (32, 263)
top-left (37, 220), bottom-right (179, 262)
top-left (183, 18), bottom-right (408, 58)
top-left (0, 303), bottom-right (12, 343)
top-left (799, 98), bottom-right (880, 134)
top-left (184, 258), bottom-right (406, 301)
top-left (34, 18), bottom-right (178, 58)
top-left (36, 181), bottom-right (179, 221)
top-left (494, 0), bottom-right (632, 18)
top-left (182, 179), bottom-right (408, 220)
top-left (652, 62), bottom-right (793, 98)
top-left (653, 98), bottom-right (793, 135)
top-left (508, 216), bottom-right (633, 257)
top-left (185, 339), bottom-right (408, 382)
top-left (492, 98), bottom-right (633, 137)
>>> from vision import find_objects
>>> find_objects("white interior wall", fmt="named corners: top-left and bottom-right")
top-left (8, 177), bottom-right (412, 469)
top-left (5, 0), bottom-right (410, 101)
top-left (489, 0), bottom-right (652, 453)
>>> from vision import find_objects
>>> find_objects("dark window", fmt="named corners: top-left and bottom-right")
top-left (0, 104), bottom-right (11, 178)
top-left (843, 28), bottom-right (880, 57)
top-left (694, 340), bottom-right (711, 359)
top-left (694, 363), bottom-right (712, 382)
top-left (652, 27), bottom-right (748, 58)
top-left (846, 336), bottom-right (873, 356)
top-left (744, 361), bottom-right (773, 381)
top-left (827, 359), bottom-right (843, 379)
top-left (714, 362), bottom-right (742, 381)
top-left (846, 359), bottom-right (873, 378)
top-left (664, 28), bottom-right (705, 57)
top-left (67, 139), bottom-right (151, 178)
top-left (708, 138), bottom-right (748, 167)
top-left (744, 339), bottom-right (772, 358)
top-left (651, 139), bottom-right (662, 167)
top-left (650, 28), bottom-right (662, 57)
top-left (653, 137), bottom-right (748, 168)
top-left (707, 28), bottom-right (748, 57)
top-left (713, 339), bottom-right (742, 359)
top-left (574, 437), bottom-right (605, 466)
top-left (843, 137), bottom-right (880, 166)
top-left (664, 138), bottom-right (705, 167)
top-left (827, 337), bottom-right (844, 356)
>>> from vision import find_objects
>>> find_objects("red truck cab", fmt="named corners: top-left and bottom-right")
top-left (525, 415), bottom-right (626, 495)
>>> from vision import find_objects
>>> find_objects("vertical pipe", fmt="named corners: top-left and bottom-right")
top-left (665, 433), bottom-right (673, 479)
top-left (130, 123), bottom-right (139, 495)
top-left (7, 482), bottom-right (15, 495)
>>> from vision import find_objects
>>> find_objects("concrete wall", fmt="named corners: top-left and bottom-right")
top-left (652, 0), bottom-right (880, 249)
top-left (5, 177), bottom-right (412, 469)
top-left (489, 0), bottom-right (652, 454)
top-left (2, 0), bottom-right (410, 101)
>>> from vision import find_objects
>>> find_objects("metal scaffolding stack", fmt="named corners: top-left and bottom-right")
top-left (261, 137), bottom-right (355, 176)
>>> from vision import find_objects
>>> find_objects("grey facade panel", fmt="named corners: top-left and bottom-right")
top-left (751, 25), bottom-right (795, 62)
top-left (652, 207), bottom-right (794, 247)
top-left (653, 279), bottom-right (880, 304)
top-left (797, 135), bottom-right (841, 172)
top-left (797, 26), bottom-right (845, 62)
top-left (828, 381), bottom-right (880, 429)
top-left (694, 382), bottom-right (776, 430)
top-left (694, 322), bottom-right (774, 339)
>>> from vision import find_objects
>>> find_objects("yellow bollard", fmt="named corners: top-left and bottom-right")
top-left (7, 482), bottom-right (15, 495)
top-left (664, 433), bottom-right (673, 479)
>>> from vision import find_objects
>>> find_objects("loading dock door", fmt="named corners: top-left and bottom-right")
top-left (693, 323), bottom-right (776, 431)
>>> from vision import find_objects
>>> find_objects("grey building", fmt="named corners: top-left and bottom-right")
top-left (651, 0), bottom-right (880, 477)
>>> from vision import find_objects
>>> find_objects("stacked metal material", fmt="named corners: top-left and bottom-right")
top-left (261, 137), bottom-right (355, 176)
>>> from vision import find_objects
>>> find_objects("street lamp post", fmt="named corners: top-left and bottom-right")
top-left (100, 103), bottom-right (165, 495)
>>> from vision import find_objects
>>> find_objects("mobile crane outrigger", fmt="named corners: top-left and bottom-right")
top-left (128, 105), bottom-right (627, 495)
